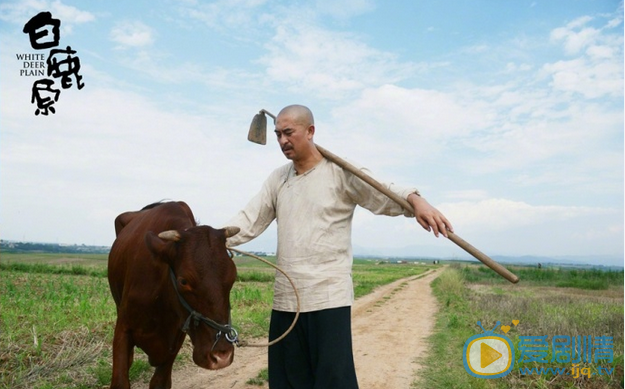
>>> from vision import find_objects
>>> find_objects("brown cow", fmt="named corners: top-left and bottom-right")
top-left (108, 201), bottom-right (240, 389)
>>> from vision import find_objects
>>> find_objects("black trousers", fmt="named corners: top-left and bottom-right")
top-left (268, 307), bottom-right (359, 389)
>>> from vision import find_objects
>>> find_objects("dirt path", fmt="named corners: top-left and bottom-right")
top-left (142, 268), bottom-right (441, 389)
top-left (351, 269), bottom-right (441, 389)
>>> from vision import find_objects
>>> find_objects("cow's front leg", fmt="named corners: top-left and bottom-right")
top-left (110, 321), bottom-right (134, 389)
top-left (148, 332), bottom-right (185, 389)
top-left (149, 357), bottom-right (177, 389)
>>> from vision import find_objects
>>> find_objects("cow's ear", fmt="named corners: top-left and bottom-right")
top-left (145, 231), bottom-right (178, 262)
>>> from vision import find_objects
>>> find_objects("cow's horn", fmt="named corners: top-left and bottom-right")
top-left (158, 230), bottom-right (181, 242)
top-left (224, 226), bottom-right (240, 238)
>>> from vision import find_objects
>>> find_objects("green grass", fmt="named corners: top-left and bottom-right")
top-left (461, 265), bottom-right (623, 289)
top-left (230, 282), bottom-right (274, 338)
top-left (415, 265), bottom-right (624, 389)
top-left (8, 254), bottom-right (621, 389)
top-left (352, 262), bottom-right (431, 298)
top-left (0, 252), bottom-right (108, 266)
top-left (0, 253), bottom-right (432, 389)
top-left (246, 368), bottom-right (269, 386)
top-left (236, 270), bottom-right (275, 283)
top-left (0, 271), bottom-right (116, 389)
top-left (0, 261), bottom-right (108, 277)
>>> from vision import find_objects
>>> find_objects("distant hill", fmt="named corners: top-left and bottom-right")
top-left (2, 240), bottom-right (622, 270)
top-left (0, 240), bottom-right (110, 254)
top-left (491, 254), bottom-right (624, 268)
top-left (353, 243), bottom-right (623, 269)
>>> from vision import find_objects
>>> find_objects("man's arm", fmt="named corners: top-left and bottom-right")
top-left (407, 193), bottom-right (453, 238)
top-left (224, 170), bottom-right (280, 247)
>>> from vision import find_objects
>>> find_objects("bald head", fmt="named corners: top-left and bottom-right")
top-left (274, 104), bottom-right (322, 168)
top-left (277, 105), bottom-right (314, 127)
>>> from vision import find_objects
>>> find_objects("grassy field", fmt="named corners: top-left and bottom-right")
top-left (0, 252), bottom-right (431, 389)
top-left (415, 264), bottom-right (624, 389)
top-left (2, 253), bottom-right (622, 389)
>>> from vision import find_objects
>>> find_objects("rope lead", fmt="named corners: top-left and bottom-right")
top-left (227, 247), bottom-right (301, 348)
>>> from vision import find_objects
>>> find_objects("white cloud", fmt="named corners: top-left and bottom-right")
top-left (504, 62), bottom-right (533, 73)
top-left (0, 0), bottom-right (47, 23)
top-left (350, 196), bottom-right (622, 258)
top-left (110, 21), bottom-right (155, 48)
top-left (432, 198), bottom-right (623, 257)
top-left (328, 84), bottom-right (495, 166)
top-left (550, 17), bottom-right (599, 55)
top-left (440, 198), bottom-right (614, 230)
top-left (173, 0), bottom-right (269, 33)
top-left (0, 79), bottom-right (280, 245)
top-left (444, 190), bottom-right (490, 201)
top-left (0, 0), bottom-right (94, 36)
top-left (50, 0), bottom-right (94, 24)
top-left (542, 57), bottom-right (623, 98)
top-left (260, 23), bottom-right (417, 98)
top-left (586, 44), bottom-right (615, 59)
top-left (313, 0), bottom-right (375, 19)
top-left (545, 11), bottom-right (623, 98)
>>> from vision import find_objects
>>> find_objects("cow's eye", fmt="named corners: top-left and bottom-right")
top-left (180, 278), bottom-right (188, 286)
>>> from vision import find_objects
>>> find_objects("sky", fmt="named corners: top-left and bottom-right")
top-left (1, 0), bottom-right (623, 265)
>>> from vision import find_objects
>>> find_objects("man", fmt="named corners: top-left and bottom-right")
top-left (226, 104), bottom-right (453, 388)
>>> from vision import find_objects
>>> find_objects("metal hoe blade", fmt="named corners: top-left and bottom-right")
top-left (248, 109), bottom-right (276, 145)
top-left (248, 113), bottom-right (267, 145)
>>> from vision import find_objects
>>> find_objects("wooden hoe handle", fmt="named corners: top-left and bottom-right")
top-left (315, 144), bottom-right (519, 284)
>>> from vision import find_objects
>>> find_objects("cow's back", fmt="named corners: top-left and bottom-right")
top-left (108, 201), bottom-right (196, 306)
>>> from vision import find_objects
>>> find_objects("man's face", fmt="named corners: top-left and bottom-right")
top-left (274, 113), bottom-right (312, 161)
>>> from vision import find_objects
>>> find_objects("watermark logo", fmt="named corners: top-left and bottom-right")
top-left (463, 320), bottom-right (516, 379)
top-left (517, 334), bottom-right (614, 378)
top-left (18, 11), bottom-right (85, 116)
top-left (464, 320), bottom-right (615, 379)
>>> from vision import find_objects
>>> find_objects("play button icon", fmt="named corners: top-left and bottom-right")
top-left (463, 321), bottom-right (515, 379)
top-left (464, 337), bottom-right (512, 377)
top-left (481, 342), bottom-right (502, 368)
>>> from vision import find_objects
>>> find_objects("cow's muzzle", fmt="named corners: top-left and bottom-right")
top-left (169, 268), bottom-right (239, 347)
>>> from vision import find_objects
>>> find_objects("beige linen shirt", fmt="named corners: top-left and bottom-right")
top-left (226, 158), bottom-right (417, 312)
